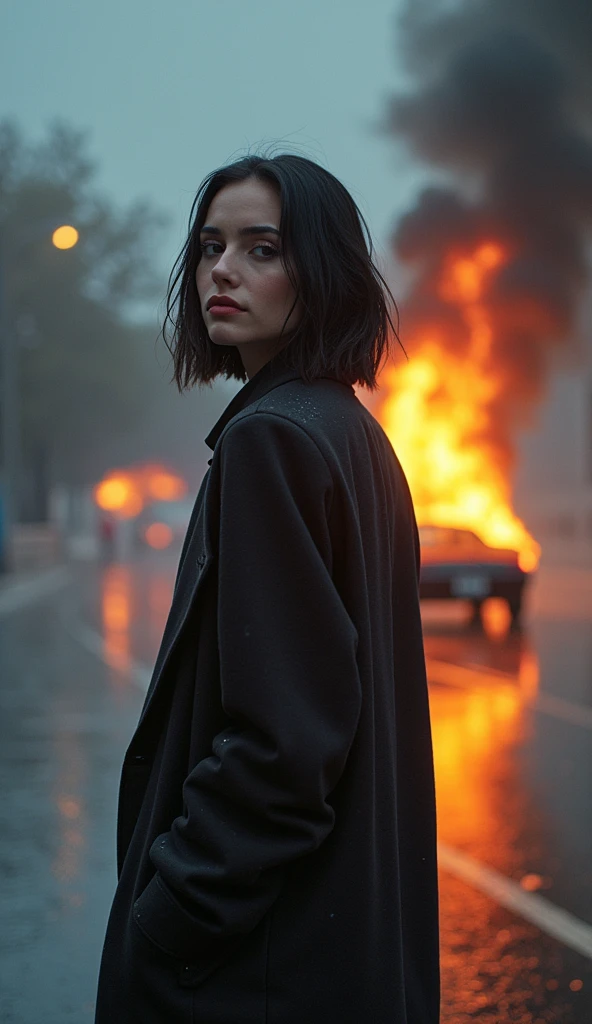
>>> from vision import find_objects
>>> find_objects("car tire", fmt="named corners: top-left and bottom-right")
top-left (508, 597), bottom-right (522, 630)
top-left (468, 599), bottom-right (484, 630)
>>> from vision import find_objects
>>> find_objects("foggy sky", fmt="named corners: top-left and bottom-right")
top-left (0, 0), bottom-right (411, 297)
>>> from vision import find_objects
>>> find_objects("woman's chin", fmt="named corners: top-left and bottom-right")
top-left (208, 327), bottom-right (244, 348)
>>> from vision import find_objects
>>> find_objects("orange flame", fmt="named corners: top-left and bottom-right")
top-left (379, 242), bottom-right (540, 572)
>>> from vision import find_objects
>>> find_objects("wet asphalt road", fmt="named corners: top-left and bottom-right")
top-left (0, 556), bottom-right (591, 1023)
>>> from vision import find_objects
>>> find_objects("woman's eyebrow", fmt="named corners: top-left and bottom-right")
top-left (200, 224), bottom-right (280, 236)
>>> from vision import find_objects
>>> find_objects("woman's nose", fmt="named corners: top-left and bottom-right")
top-left (211, 252), bottom-right (239, 284)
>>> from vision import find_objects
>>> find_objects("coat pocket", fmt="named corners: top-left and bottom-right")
top-left (126, 916), bottom-right (194, 1023)
top-left (177, 933), bottom-right (247, 989)
top-left (184, 911), bottom-right (272, 1024)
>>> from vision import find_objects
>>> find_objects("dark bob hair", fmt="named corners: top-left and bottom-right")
top-left (164, 152), bottom-right (400, 390)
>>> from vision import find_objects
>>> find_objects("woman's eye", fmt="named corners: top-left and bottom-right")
top-left (200, 241), bottom-right (222, 257)
top-left (251, 243), bottom-right (278, 258)
top-left (199, 240), bottom-right (279, 259)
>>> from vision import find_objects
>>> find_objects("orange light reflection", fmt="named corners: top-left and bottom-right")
top-left (101, 565), bottom-right (133, 679)
top-left (429, 637), bottom-right (540, 871)
top-left (51, 733), bottom-right (86, 895)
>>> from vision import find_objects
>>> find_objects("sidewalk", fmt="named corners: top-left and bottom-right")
top-left (0, 564), bottom-right (71, 617)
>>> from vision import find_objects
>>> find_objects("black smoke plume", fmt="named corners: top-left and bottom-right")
top-left (383, 0), bottom-right (592, 454)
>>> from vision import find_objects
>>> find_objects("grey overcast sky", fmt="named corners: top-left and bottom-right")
top-left (1, 0), bottom-right (417, 289)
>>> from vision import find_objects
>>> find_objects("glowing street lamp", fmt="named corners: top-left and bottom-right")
top-left (0, 220), bottom-right (80, 571)
top-left (51, 225), bottom-right (79, 250)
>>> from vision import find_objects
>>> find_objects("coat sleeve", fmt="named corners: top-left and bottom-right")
top-left (133, 412), bottom-right (362, 963)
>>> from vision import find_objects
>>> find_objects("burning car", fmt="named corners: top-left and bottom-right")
top-left (418, 525), bottom-right (532, 627)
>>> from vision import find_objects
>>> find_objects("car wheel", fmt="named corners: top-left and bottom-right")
top-left (468, 600), bottom-right (484, 630)
top-left (507, 597), bottom-right (522, 630)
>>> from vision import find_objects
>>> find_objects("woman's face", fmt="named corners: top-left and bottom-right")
top-left (196, 177), bottom-right (302, 378)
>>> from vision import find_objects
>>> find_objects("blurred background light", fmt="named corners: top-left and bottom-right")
top-left (51, 225), bottom-right (79, 250)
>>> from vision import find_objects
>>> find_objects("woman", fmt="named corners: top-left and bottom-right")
top-left (95, 154), bottom-right (440, 1024)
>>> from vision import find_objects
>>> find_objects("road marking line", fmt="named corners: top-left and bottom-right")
top-left (426, 657), bottom-right (592, 731)
top-left (0, 566), bottom-right (71, 617)
top-left (438, 842), bottom-right (592, 960)
top-left (67, 620), bottom-right (152, 692)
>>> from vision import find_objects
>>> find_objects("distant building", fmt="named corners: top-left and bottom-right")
top-left (514, 362), bottom-right (592, 564)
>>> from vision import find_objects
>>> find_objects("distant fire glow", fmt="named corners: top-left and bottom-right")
top-left (146, 471), bottom-right (186, 502)
top-left (379, 242), bottom-right (540, 572)
top-left (94, 475), bottom-right (142, 519)
top-left (94, 464), bottom-right (187, 520)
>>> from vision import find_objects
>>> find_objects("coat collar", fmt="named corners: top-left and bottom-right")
top-left (204, 352), bottom-right (346, 451)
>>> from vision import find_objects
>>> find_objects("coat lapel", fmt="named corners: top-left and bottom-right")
top-left (136, 470), bottom-right (214, 729)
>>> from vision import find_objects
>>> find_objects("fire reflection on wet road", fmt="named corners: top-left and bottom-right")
top-left (422, 590), bottom-right (592, 1023)
top-left (0, 558), bottom-right (591, 1023)
top-left (89, 562), bottom-right (592, 1021)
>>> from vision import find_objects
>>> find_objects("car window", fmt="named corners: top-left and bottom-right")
top-left (419, 526), bottom-right (486, 548)
top-left (419, 526), bottom-right (454, 546)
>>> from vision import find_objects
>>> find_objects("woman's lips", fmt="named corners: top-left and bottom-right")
top-left (208, 305), bottom-right (245, 315)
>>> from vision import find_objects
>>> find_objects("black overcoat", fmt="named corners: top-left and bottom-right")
top-left (95, 357), bottom-right (440, 1024)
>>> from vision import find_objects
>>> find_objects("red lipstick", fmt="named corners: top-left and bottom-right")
top-left (207, 295), bottom-right (245, 315)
